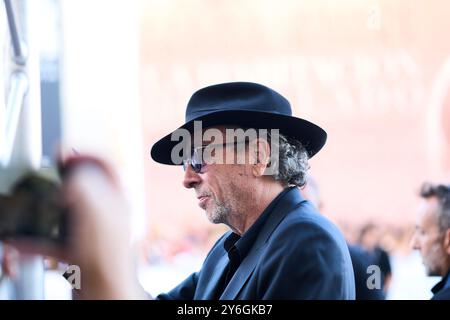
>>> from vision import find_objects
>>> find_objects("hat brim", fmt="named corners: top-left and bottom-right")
top-left (150, 110), bottom-right (327, 165)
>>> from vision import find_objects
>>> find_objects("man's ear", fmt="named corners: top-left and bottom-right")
top-left (251, 139), bottom-right (270, 177)
top-left (444, 228), bottom-right (450, 255)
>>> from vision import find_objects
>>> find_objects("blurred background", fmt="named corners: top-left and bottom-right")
top-left (1, 0), bottom-right (450, 299)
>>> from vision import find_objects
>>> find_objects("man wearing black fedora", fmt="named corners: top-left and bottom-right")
top-left (149, 82), bottom-right (355, 299)
top-left (13, 82), bottom-right (356, 299)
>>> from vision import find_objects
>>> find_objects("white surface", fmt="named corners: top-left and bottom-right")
top-left (42, 250), bottom-right (441, 300)
top-left (138, 251), bottom-right (441, 300)
top-left (60, 0), bottom-right (146, 242)
top-left (387, 251), bottom-right (439, 300)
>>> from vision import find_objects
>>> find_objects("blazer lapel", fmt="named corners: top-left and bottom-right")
top-left (220, 187), bottom-right (306, 299)
top-left (219, 246), bottom-right (261, 299)
top-left (198, 251), bottom-right (229, 299)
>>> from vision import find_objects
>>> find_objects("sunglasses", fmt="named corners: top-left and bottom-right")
top-left (182, 140), bottom-right (248, 173)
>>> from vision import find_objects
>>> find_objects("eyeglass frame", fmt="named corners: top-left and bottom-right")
top-left (182, 139), bottom-right (250, 173)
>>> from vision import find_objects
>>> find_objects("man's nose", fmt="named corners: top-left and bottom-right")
top-left (182, 165), bottom-right (202, 189)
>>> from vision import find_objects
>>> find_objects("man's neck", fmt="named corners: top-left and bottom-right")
top-left (228, 183), bottom-right (286, 236)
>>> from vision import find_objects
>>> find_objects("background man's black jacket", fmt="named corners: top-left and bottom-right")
top-left (431, 271), bottom-right (450, 300)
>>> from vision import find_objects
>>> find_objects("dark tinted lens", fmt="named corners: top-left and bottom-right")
top-left (191, 162), bottom-right (203, 173)
top-left (182, 152), bottom-right (203, 173)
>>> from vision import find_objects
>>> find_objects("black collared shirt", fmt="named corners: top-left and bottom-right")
top-left (213, 186), bottom-right (295, 299)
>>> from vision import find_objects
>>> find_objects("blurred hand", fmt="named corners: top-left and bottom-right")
top-left (12, 156), bottom-right (147, 299)
top-left (0, 245), bottom-right (19, 281)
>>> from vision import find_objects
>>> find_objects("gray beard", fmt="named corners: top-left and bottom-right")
top-left (208, 200), bottom-right (232, 225)
top-left (425, 242), bottom-right (446, 276)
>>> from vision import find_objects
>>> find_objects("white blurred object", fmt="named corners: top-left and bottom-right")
top-left (44, 270), bottom-right (72, 300)
top-left (387, 251), bottom-right (439, 300)
top-left (138, 253), bottom-right (204, 297)
top-left (59, 0), bottom-right (146, 242)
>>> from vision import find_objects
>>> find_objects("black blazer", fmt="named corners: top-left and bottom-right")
top-left (432, 287), bottom-right (450, 300)
top-left (158, 188), bottom-right (355, 299)
top-left (348, 245), bottom-right (385, 300)
top-left (431, 272), bottom-right (450, 300)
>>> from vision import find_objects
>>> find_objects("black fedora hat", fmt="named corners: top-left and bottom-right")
top-left (151, 82), bottom-right (327, 165)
